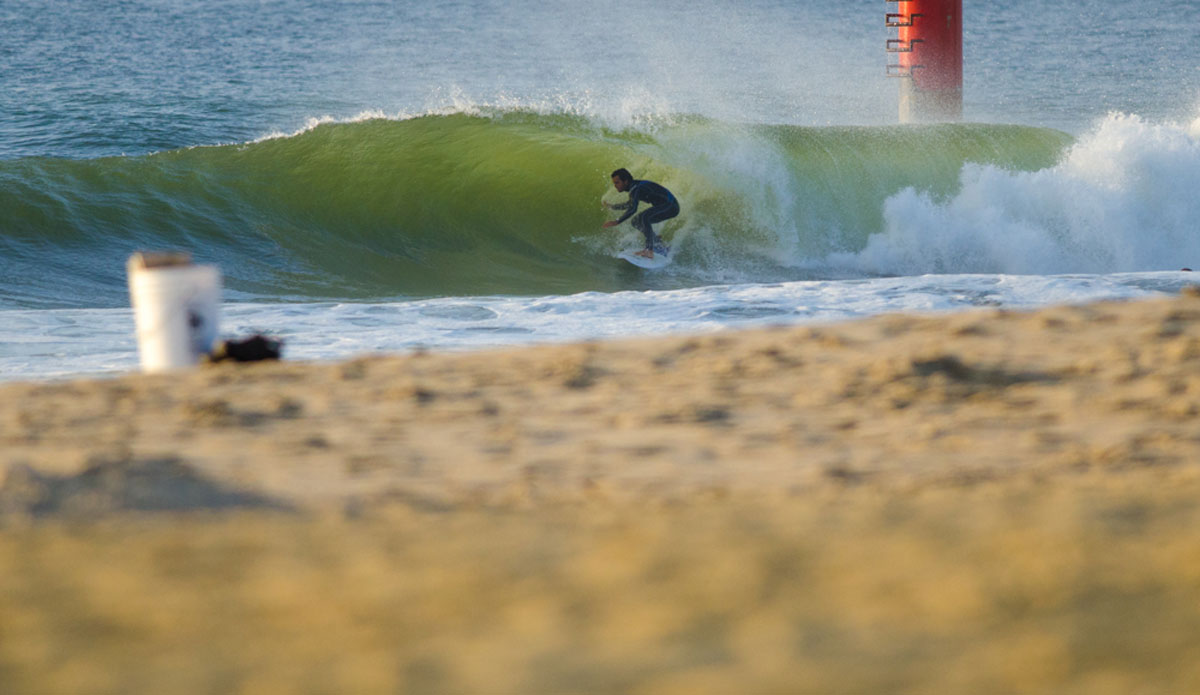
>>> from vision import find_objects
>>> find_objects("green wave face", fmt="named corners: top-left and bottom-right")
top-left (0, 110), bottom-right (1071, 307)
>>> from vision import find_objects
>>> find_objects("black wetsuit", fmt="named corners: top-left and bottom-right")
top-left (611, 180), bottom-right (679, 253)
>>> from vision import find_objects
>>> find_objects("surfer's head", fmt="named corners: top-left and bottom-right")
top-left (611, 168), bottom-right (633, 192)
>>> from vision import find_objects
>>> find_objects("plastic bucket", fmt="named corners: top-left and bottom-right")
top-left (127, 253), bottom-right (221, 372)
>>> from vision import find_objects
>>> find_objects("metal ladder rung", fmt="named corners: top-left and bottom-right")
top-left (886, 38), bottom-right (923, 53)
top-left (886, 12), bottom-right (922, 27)
top-left (886, 64), bottom-right (923, 78)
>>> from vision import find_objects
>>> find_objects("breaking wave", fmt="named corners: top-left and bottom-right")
top-left (0, 108), bottom-right (1072, 307)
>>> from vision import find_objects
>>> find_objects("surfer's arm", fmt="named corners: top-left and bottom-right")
top-left (610, 191), bottom-right (641, 224)
top-left (606, 199), bottom-right (634, 219)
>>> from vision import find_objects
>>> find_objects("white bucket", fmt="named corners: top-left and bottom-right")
top-left (127, 253), bottom-right (221, 372)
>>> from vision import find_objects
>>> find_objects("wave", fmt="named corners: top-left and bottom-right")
top-left (0, 109), bottom-right (1071, 308)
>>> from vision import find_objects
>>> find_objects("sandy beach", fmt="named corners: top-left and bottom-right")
top-left (4, 292), bottom-right (1200, 694)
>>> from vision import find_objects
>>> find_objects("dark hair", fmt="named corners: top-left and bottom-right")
top-left (611, 168), bottom-right (633, 183)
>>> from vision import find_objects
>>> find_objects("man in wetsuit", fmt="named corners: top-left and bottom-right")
top-left (603, 168), bottom-right (679, 258)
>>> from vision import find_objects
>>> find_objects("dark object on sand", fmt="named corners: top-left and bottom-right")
top-left (207, 335), bottom-right (283, 363)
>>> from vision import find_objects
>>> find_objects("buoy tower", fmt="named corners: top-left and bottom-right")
top-left (887, 0), bottom-right (962, 122)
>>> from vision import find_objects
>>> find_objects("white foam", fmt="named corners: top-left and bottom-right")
top-left (831, 111), bottom-right (1200, 275)
top-left (251, 109), bottom-right (395, 143)
top-left (2, 272), bottom-right (1188, 382)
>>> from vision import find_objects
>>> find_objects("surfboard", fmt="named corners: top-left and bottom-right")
top-left (618, 248), bottom-right (671, 269)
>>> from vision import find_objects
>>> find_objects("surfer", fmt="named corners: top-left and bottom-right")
top-left (603, 168), bottom-right (678, 258)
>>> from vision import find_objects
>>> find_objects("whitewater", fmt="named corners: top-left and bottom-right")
top-left (2, 0), bottom-right (1199, 380)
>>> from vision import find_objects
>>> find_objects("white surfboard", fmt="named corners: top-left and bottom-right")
top-left (618, 249), bottom-right (671, 269)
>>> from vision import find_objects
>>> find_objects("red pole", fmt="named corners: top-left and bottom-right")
top-left (888, 0), bottom-right (962, 122)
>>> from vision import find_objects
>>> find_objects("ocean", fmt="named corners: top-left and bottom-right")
top-left (3, 0), bottom-right (1199, 380)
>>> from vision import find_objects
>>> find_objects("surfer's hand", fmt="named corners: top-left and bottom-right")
top-left (602, 221), bottom-right (618, 228)
top-left (602, 202), bottom-right (611, 209)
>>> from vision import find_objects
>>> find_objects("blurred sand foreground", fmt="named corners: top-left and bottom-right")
top-left (4, 293), bottom-right (1200, 694)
